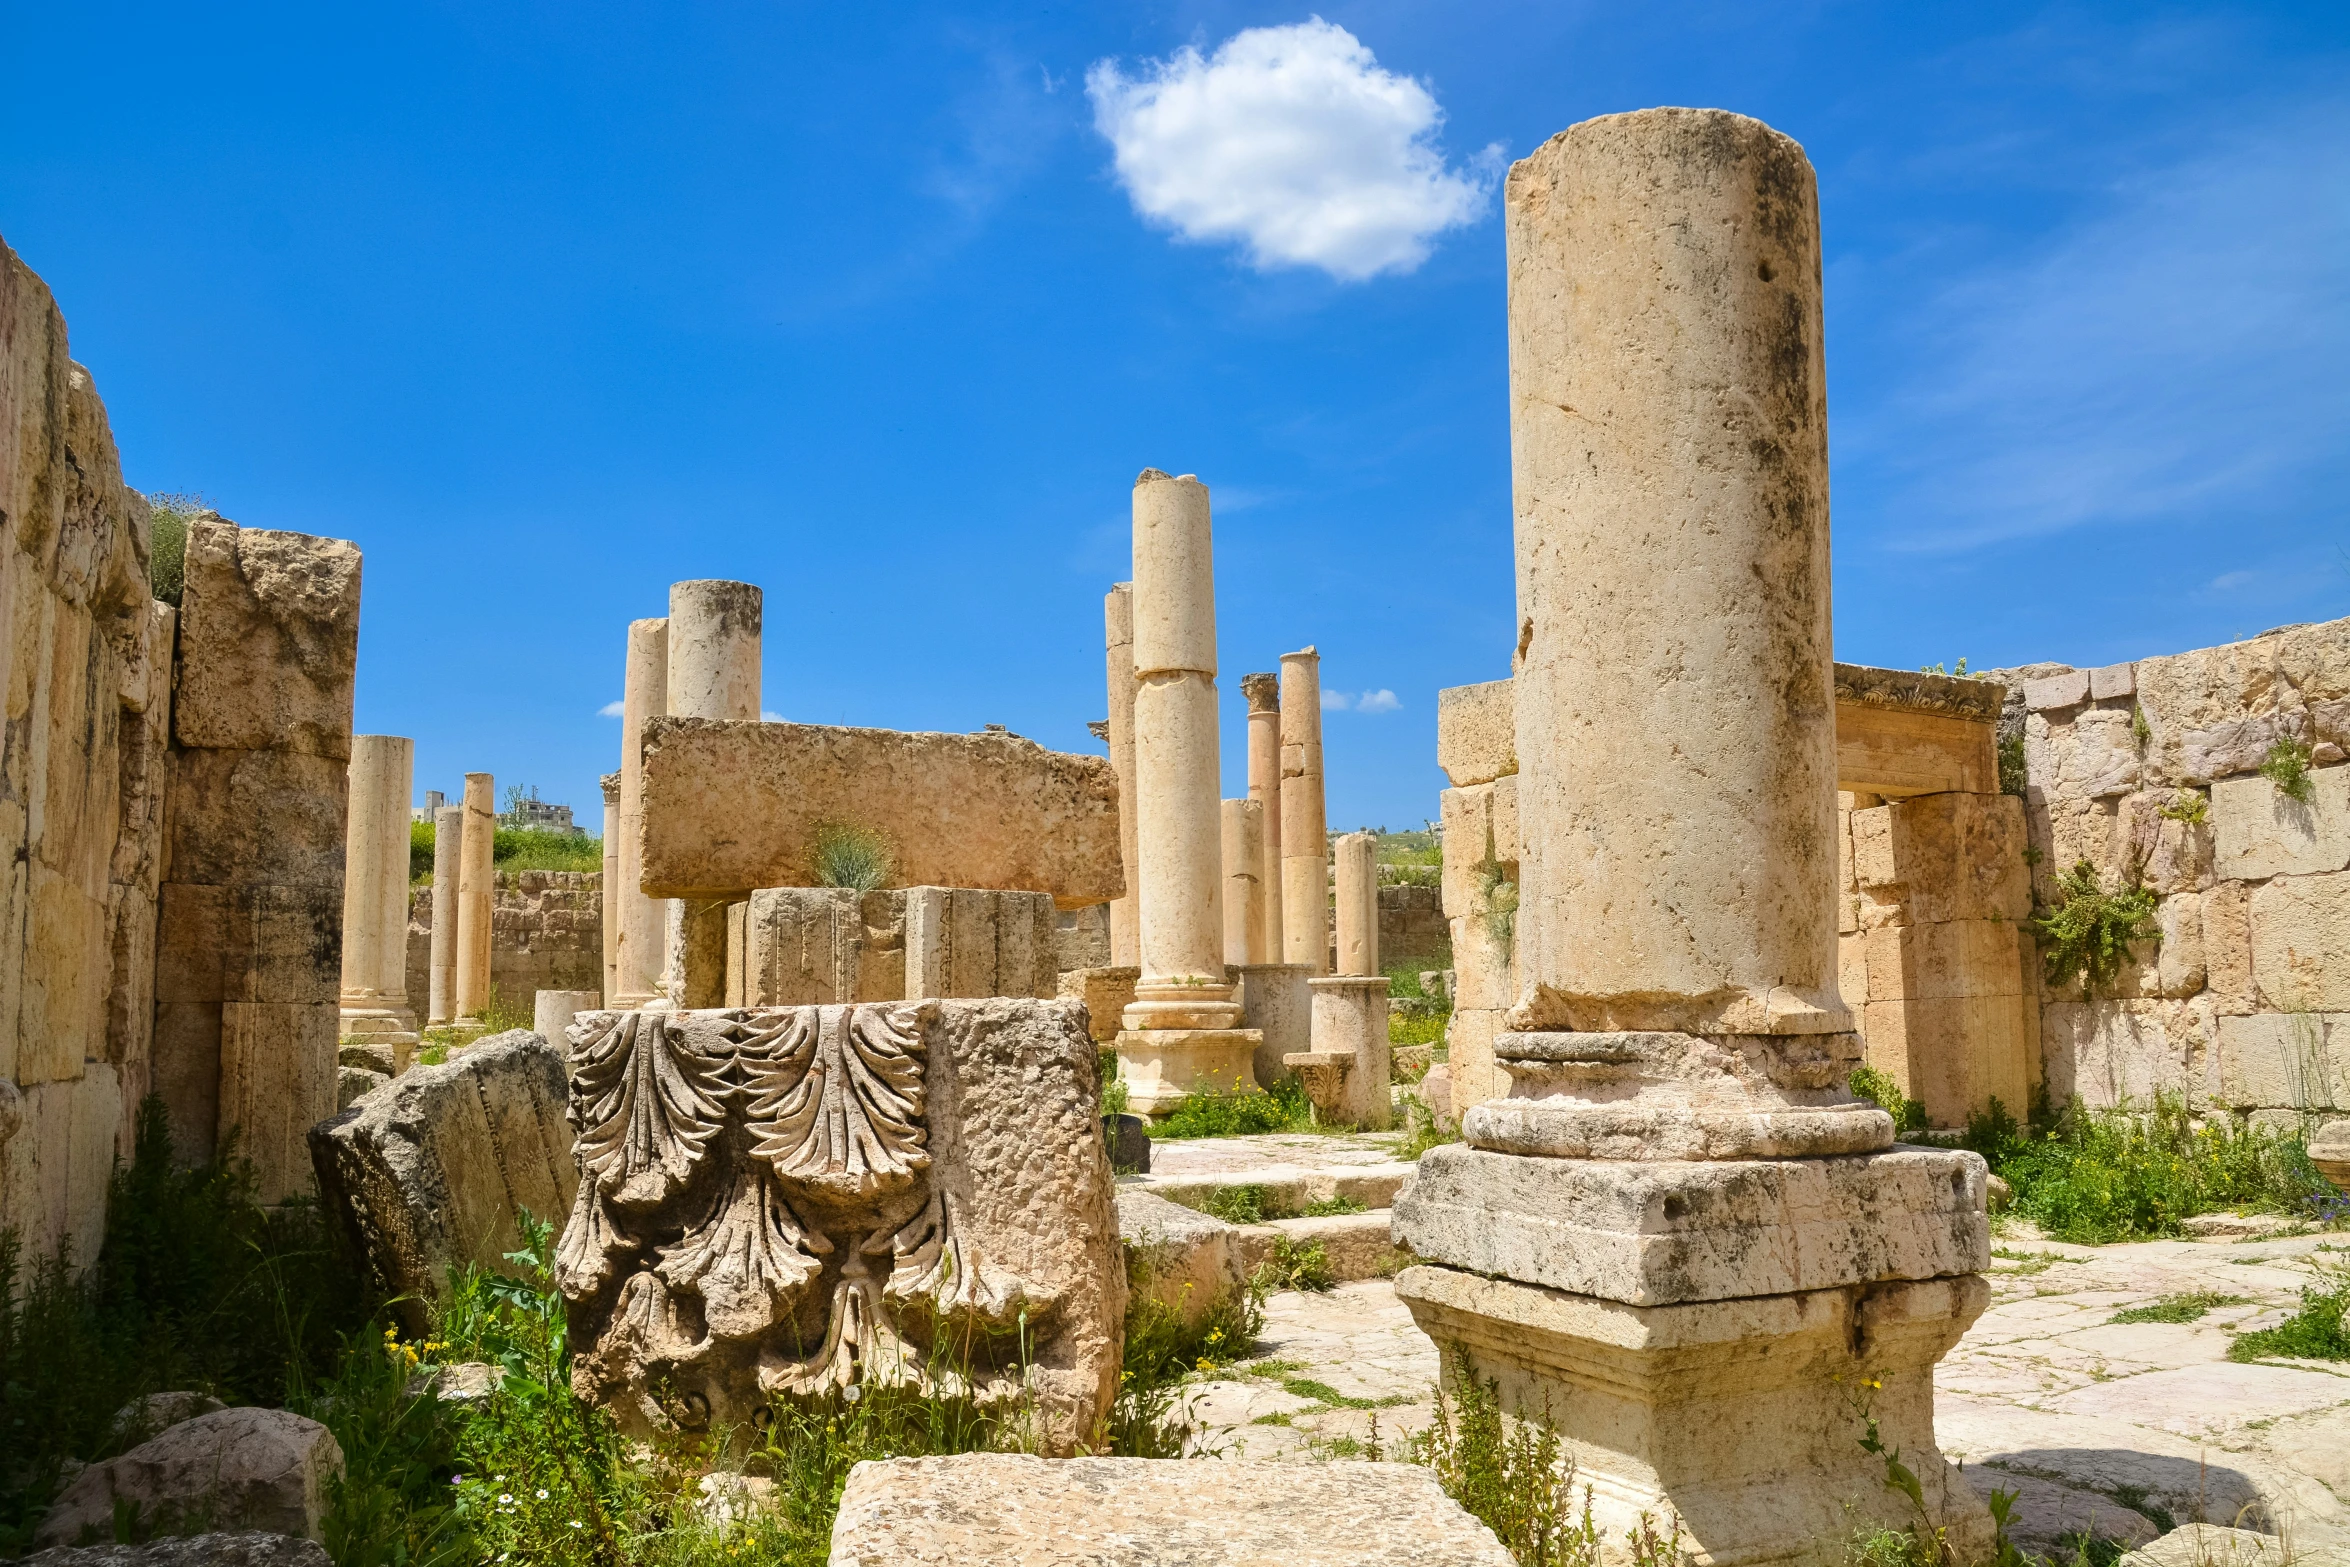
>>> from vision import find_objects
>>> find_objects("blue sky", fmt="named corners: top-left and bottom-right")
top-left (4, 2), bottom-right (2344, 833)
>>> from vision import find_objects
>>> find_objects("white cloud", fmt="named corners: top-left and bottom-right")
top-left (1085, 18), bottom-right (1499, 280)
top-left (760, 710), bottom-right (785, 723)
top-left (1320, 688), bottom-right (1352, 712)
top-left (2207, 570), bottom-right (2255, 592)
top-left (1356, 688), bottom-right (1400, 713)
top-left (598, 700), bottom-right (625, 718)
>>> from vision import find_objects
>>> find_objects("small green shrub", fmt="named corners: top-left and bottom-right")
top-left (1478, 859), bottom-right (1519, 965)
top-left (2109, 1291), bottom-right (2249, 1325)
top-left (1154, 1076), bottom-right (1316, 1140)
top-left (2229, 1272), bottom-right (2350, 1362)
top-left (1120, 1248), bottom-right (1266, 1392)
top-left (2261, 736), bottom-right (2316, 804)
top-left (146, 493), bottom-right (205, 606)
top-left (2158, 791), bottom-right (2210, 826)
top-left (1393, 1090), bottom-right (1464, 1162)
top-left (1851, 1065), bottom-right (1930, 1138)
top-left (473, 983), bottom-right (534, 1035)
top-left (1201, 1184), bottom-right (1275, 1225)
top-left (1300, 1194), bottom-right (1366, 1217)
top-left (1403, 1349), bottom-right (1601, 1567)
top-left (409, 818), bottom-right (435, 883)
top-left (810, 821), bottom-right (894, 890)
top-left (1998, 734), bottom-right (2028, 797)
top-left (2030, 860), bottom-right (2158, 996)
top-left (492, 827), bottom-right (602, 873)
top-left (2131, 706), bottom-right (2152, 747)
top-left (1264, 1236), bottom-right (1335, 1293)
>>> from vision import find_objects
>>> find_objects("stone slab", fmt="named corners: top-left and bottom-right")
top-left (1392, 1144), bottom-right (1987, 1305)
top-left (173, 519), bottom-right (361, 760)
top-left (1435, 678), bottom-right (1516, 789)
top-left (164, 747), bottom-right (351, 890)
top-left (2213, 765), bottom-right (2350, 881)
top-left (2024, 671), bottom-right (2092, 712)
top-left (2248, 867), bottom-right (2350, 1012)
top-left (825, 1454), bottom-right (1515, 1566)
top-left (638, 718), bottom-right (1121, 906)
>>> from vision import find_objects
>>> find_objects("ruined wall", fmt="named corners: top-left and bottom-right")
top-left (0, 238), bottom-right (163, 1261)
top-left (405, 871), bottom-right (604, 1011)
top-left (1990, 618), bottom-right (2350, 1132)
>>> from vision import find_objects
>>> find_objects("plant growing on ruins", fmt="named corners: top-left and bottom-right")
top-left (1478, 857), bottom-right (1519, 965)
top-left (2132, 705), bottom-right (2153, 748)
top-left (145, 493), bottom-right (205, 606)
top-left (1154, 1076), bottom-right (1317, 1140)
top-left (2028, 860), bottom-right (2158, 997)
top-left (1404, 1351), bottom-right (1602, 1567)
top-left (1998, 734), bottom-right (2028, 797)
top-left (1849, 1066), bottom-right (1929, 1138)
top-left (2261, 736), bottom-right (2316, 804)
top-left (1264, 1236), bottom-right (1336, 1293)
top-left (809, 821), bottom-right (894, 890)
top-left (2159, 791), bottom-right (2210, 826)
top-left (2228, 1266), bottom-right (2350, 1362)
top-left (2108, 1291), bottom-right (2249, 1325)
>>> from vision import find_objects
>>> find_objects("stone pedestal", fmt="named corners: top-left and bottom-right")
top-left (614, 617), bottom-right (668, 1007)
top-left (532, 989), bottom-right (599, 1048)
top-left (1116, 470), bottom-right (1257, 1112)
top-left (1221, 798), bottom-right (1266, 967)
top-left (1333, 829), bottom-right (1378, 976)
top-left (339, 734), bottom-right (418, 1045)
top-left (1235, 962), bottom-right (1311, 1090)
top-left (1303, 974), bottom-right (1390, 1128)
top-left (454, 772), bottom-right (495, 1021)
top-left (1278, 648), bottom-right (1328, 973)
top-left (1106, 584), bottom-right (1141, 968)
top-left (427, 804), bottom-right (463, 1025)
top-left (1242, 671), bottom-right (1285, 964)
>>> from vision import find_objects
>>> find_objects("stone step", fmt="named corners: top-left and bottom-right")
top-left (1123, 1161), bottom-right (1414, 1216)
top-left (1119, 1191), bottom-right (1410, 1312)
top-left (1234, 1212), bottom-right (1410, 1284)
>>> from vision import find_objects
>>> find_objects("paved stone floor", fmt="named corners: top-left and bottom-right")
top-left (1170, 1157), bottom-right (2349, 1559)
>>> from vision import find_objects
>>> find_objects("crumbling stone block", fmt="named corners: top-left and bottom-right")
top-left (172, 520), bottom-right (360, 760)
top-left (32, 1408), bottom-right (342, 1548)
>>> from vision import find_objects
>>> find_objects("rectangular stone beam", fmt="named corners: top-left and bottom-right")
top-left (639, 717), bottom-right (1123, 907)
top-left (1836, 704), bottom-right (1999, 797)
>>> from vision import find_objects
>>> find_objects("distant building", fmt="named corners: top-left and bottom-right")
top-left (409, 785), bottom-right (583, 835)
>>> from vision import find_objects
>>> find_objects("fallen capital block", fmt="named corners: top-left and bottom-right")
top-left (638, 718), bottom-right (1122, 906)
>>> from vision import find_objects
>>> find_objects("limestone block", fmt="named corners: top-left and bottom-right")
top-left (1394, 1266), bottom-right (1990, 1567)
top-left (1115, 1026), bottom-right (1262, 1117)
top-left (1854, 793), bottom-right (2032, 923)
top-left (1117, 1189), bottom-right (1242, 1328)
top-left (1445, 1008), bottom-right (1509, 1115)
top-left (905, 887), bottom-right (1057, 1001)
top-left (1439, 780), bottom-right (1519, 920)
top-left (1056, 964), bottom-right (1137, 1044)
top-left (337, 1064), bottom-right (388, 1109)
top-left (2116, 790), bottom-right (2216, 896)
top-left (2152, 895), bottom-right (2206, 999)
top-left (311, 1030), bottom-right (577, 1334)
top-left (739, 887), bottom-right (905, 1005)
top-left (1835, 702), bottom-right (2001, 798)
top-left (173, 520), bottom-right (360, 760)
top-left (1308, 975), bottom-right (1391, 1129)
top-left (2211, 1013), bottom-right (2350, 1112)
top-left (1862, 920), bottom-right (2028, 1002)
top-left (2248, 867), bottom-right (2350, 1011)
top-left (19, 1534), bottom-right (331, 1567)
top-left (532, 989), bottom-right (599, 1048)
top-left (1859, 991), bottom-right (2034, 1129)
top-left (559, 999), bottom-right (1123, 1450)
top-left (1234, 962), bottom-right (1310, 1089)
top-left (2213, 766), bottom-right (2350, 880)
top-left (638, 718), bottom-right (1121, 907)
top-left (2091, 663), bottom-right (2137, 701)
top-left (2134, 618), bottom-right (2350, 785)
top-left (155, 883), bottom-right (342, 1007)
top-left (2039, 1000), bottom-right (2206, 1110)
top-left (1392, 1144), bottom-right (1987, 1306)
top-left (217, 1001), bottom-right (339, 1204)
top-left (16, 864), bottom-right (108, 1085)
top-left (31, 1407), bottom-right (342, 1547)
top-left (149, 1001), bottom-right (222, 1165)
top-left (2024, 671), bottom-right (2091, 712)
top-left (1838, 932), bottom-right (1869, 1012)
top-left (1436, 678), bottom-right (1515, 788)
top-left (827, 1454), bottom-right (1515, 1567)
top-left (2202, 882), bottom-right (2256, 1013)
top-left (165, 747), bottom-right (351, 888)
top-left (6, 1067), bottom-right (121, 1265)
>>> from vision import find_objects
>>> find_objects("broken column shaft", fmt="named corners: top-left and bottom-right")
top-left (660, 581), bottom-right (761, 1009)
top-left (1106, 584), bottom-right (1141, 968)
top-left (1242, 671), bottom-right (1285, 962)
top-left (454, 772), bottom-right (495, 1020)
top-left (338, 734), bottom-right (418, 1046)
top-left (427, 803), bottom-right (463, 1025)
top-left (1278, 648), bottom-right (1328, 973)
top-left (613, 616), bottom-right (668, 1007)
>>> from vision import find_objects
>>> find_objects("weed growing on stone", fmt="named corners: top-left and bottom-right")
top-left (1393, 1089), bottom-right (1464, 1162)
top-left (2259, 737), bottom-right (2316, 805)
top-left (1403, 1350), bottom-right (1606, 1567)
top-left (2227, 1269), bottom-right (2350, 1362)
top-left (1300, 1194), bottom-right (1366, 1217)
top-left (2159, 791), bottom-right (2210, 826)
top-left (808, 821), bottom-right (894, 890)
top-left (146, 493), bottom-right (203, 604)
top-left (1153, 1076), bottom-right (1318, 1139)
top-left (2029, 861), bottom-right (2158, 998)
top-left (1477, 858), bottom-right (1519, 966)
top-left (1201, 1184), bottom-right (1274, 1224)
top-left (475, 983), bottom-right (535, 1035)
top-left (1851, 1066), bottom-right (1930, 1138)
top-left (2109, 1292), bottom-right (2251, 1325)
top-left (1264, 1237), bottom-right (1335, 1293)
top-left (1999, 735), bottom-right (2028, 797)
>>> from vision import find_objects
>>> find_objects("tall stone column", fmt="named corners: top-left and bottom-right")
top-left (1241, 671), bottom-right (1284, 963)
top-left (1391, 110), bottom-right (1990, 1566)
top-left (427, 804), bottom-right (463, 1025)
top-left (1115, 471), bottom-right (1260, 1113)
top-left (1332, 829), bottom-right (1378, 977)
top-left (1220, 798), bottom-right (1265, 967)
top-left (661, 580), bottom-right (761, 1009)
top-left (1278, 648), bottom-right (1328, 972)
top-left (613, 617), bottom-right (668, 1007)
top-left (1105, 584), bottom-right (1141, 967)
top-left (338, 735), bottom-right (418, 1045)
top-left (454, 772), bottom-right (495, 1021)
top-left (599, 771), bottom-right (620, 1005)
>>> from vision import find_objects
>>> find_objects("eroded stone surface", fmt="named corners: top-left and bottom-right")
top-left (33, 1409), bottom-right (342, 1548)
top-left (558, 999), bottom-right (1122, 1451)
top-left (22, 1537), bottom-right (332, 1567)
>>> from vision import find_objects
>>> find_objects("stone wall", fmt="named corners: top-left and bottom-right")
top-left (1990, 618), bottom-right (2350, 1132)
top-left (1376, 881), bottom-right (1450, 971)
top-left (405, 872), bottom-right (603, 1012)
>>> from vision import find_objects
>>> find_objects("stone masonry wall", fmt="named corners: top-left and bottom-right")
top-left (0, 238), bottom-right (163, 1261)
top-left (1988, 617), bottom-right (2350, 1134)
top-left (405, 871), bottom-right (604, 1012)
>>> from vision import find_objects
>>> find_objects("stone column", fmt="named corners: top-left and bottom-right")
top-left (1220, 798), bottom-right (1265, 967)
top-left (338, 735), bottom-right (418, 1045)
top-left (599, 772), bottom-right (621, 1005)
top-left (1332, 829), bottom-right (1378, 977)
top-left (660, 580), bottom-right (762, 1009)
top-left (1241, 671), bottom-right (1284, 964)
top-left (1293, 975), bottom-right (1390, 1129)
top-left (454, 772), bottom-right (495, 1021)
top-left (613, 617), bottom-right (668, 1007)
top-left (427, 804), bottom-right (463, 1025)
top-left (1390, 110), bottom-right (1990, 1566)
top-left (1278, 647), bottom-right (1328, 972)
top-left (1115, 470), bottom-right (1260, 1113)
top-left (1105, 584), bottom-right (1141, 967)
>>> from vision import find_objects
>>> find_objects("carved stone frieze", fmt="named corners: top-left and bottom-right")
top-left (556, 997), bottom-right (1122, 1449)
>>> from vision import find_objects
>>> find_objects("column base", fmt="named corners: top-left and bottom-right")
top-left (1122, 979), bottom-right (1243, 1032)
top-left (1394, 1264), bottom-right (1994, 1567)
top-left (339, 1004), bottom-right (419, 1049)
top-left (1114, 1028), bottom-right (1263, 1116)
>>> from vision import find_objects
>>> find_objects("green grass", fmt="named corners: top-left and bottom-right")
top-left (1263, 1236), bottom-right (1334, 1293)
top-left (410, 820), bottom-right (604, 881)
top-left (1300, 1194), bottom-right (1366, 1217)
top-left (1962, 1092), bottom-right (2333, 1244)
top-left (2109, 1292), bottom-right (2250, 1324)
top-left (809, 821), bottom-right (893, 891)
top-left (2228, 1272), bottom-right (2350, 1362)
top-left (1200, 1184), bottom-right (1274, 1224)
top-left (1152, 1076), bottom-right (1319, 1139)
